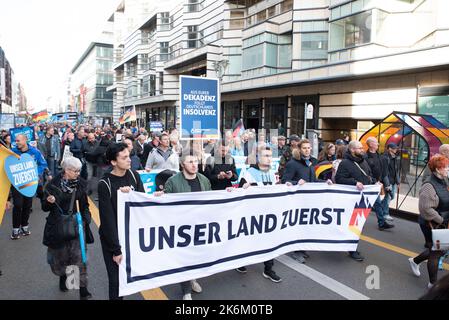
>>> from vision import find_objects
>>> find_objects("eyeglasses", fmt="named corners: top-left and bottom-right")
top-left (68, 168), bottom-right (81, 174)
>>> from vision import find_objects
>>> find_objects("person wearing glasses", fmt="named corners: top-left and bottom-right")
top-left (155, 152), bottom-right (212, 300)
top-left (235, 146), bottom-right (283, 283)
top-left (42, 157), bottom-right (93, 300)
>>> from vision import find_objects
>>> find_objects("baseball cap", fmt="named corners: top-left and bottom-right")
top-left (289, 134), bottom-right (300, 142)
top-left (386, 142), bottom-right (399, 149)
top-left (335, 139), bottom-right (345, 145)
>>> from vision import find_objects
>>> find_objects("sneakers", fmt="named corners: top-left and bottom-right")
top-left (428, 282), bottom-right (434, 289)
top-left (80, 287), bottom-right (92, 300)
top-left (290, 252), bottom-right (306, 264)
top-left (11, 229), bottom-right (21, 240)
top-left (384, 214), bottom-right (394, 221)
top-left (262, 269), bottom-right (282, 283)
top-left (408, 258), bottom-right (421, 277)
top-left (349, 251), bottom-right (364, 262)
top-left (183, 293), bottom-right (192, 300)
top-left (21, 225), bottom-right (31, 236)
top-left (236, 267), bottom-right (247, 274)
top-left (190, 280), bottom-right (202, 293)
top-left (59, 275), bottom-right (68, 292)
top-left (379, 222), bottom-right (395, 231)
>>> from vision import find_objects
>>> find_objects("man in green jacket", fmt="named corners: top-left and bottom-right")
top-left (161, 153), bottom-right (211, 300)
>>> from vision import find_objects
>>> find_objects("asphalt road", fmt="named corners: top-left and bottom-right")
top-left (0, 193), bottom-right (446, 300)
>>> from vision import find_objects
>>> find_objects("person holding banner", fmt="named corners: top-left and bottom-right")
top-left (335, 140), bottom-right (380, 262)
top-left (281, 139), bottom-right (331, 263)
top-left (156, 152), bottom-right (212, 300)
top-left (409, 155), bottom-right (449, 289)
top-left (10, 134), bottom-right (49, 240)
top-left (235, 146), bottom-right (283, 283)
top-left (42, 157), bottom-right (93, 300)
top-left (98, 143), bottom-right (145, 300)
top-left (205, 142), bottom-right (238, 191)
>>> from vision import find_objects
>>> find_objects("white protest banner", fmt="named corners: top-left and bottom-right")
top-left (117, 183), bottom-right (380, 296)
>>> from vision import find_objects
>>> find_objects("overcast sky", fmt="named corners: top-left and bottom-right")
top-left (0, 0), bottom-right (120, 111)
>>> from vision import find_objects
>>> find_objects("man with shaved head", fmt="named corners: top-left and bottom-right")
top-left (8, 134), bottom-right (48, 240)
top-left (336, 140), bottom-right (381, 261)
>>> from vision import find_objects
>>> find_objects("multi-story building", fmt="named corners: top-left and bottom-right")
top-left (0, 46), bottom-right (14, 114)
top-left (69, 29), bottom-right (115, 123)
top-left (109, 0), bottom-right (449, 141)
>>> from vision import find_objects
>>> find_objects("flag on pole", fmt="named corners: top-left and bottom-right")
top-left (32, 111), bottom-right (49, 123)
top-left (232, 118), bottom-right (245, 138)
top-left (119, 106), bottom-right (137, 125)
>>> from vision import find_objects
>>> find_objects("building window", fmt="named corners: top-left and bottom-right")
top-left (96, 101), bottom-right (113, 114)
top-left (230, 11), bottom-right (245, 29)
top-left (160, 42), bottom-right (169, 61)
top-left (186, 0), bottom-right (203, 12)
top-left (187, 26), bottom-right (203, 49)
top-left (300, 32), bottom-right (328, 59)
top-left (159, 72), bottom-right (164, 94)
top-left (140, 54), bottom-right (149, 71)
top-left (329, 11), bottom-right (372, 51)
top-left (170, 42), bottom-right (183, 59)
top-left (160, 12), bottom-right (173, 31)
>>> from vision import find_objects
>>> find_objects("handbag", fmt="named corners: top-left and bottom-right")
top-left (55, 189), bottom-right (78, 242)
top-left (430, 219), bottom-right (449, 251)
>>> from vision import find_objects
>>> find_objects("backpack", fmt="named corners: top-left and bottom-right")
top-left (99, 170), bottom-right (138, 197)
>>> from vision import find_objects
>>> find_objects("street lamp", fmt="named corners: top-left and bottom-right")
top-left (212, 59), bottom-right (229, 82)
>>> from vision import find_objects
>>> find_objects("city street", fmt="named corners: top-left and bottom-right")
top-left (0, 194), bottom-right (446, 300)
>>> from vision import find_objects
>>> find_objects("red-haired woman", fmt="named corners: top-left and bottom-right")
top-left (409, 154), bottom-right (449, 288)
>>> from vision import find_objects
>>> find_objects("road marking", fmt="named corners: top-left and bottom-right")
top-left (87, 197), bottom-right (168, 300)
top-left (360, 235), bottom-right (449, 271)
top-left (276, 255), bottom-right (370, 300)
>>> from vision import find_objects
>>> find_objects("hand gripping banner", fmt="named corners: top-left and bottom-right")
top-left (117, 183), bottom-right (380, 296)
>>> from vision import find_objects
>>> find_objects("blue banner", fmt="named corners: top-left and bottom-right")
top-left (180, 76), bottom-right (220, 140)
top-left (9, 126), bottom-right (35, 148)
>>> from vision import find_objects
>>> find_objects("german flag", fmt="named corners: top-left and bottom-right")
top-left (32, 111), bottom-right (49, 122)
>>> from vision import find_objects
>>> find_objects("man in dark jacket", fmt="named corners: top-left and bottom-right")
top-left (365, 137), bottom-right (394, 230)
top-left (281, 139), bottom-right (329, 263)
top-left (141, 133), bottom-right (160, 167)
top-left (205, 142), bottom-right (238, 190)
top-left (278, 134), bottom-right (301, 179)
top-left (70, 129), bottom-right (87, 179)
top-left (335, 140), bottom-right (379, 261)
top-left (83, 133), bottom-right (100, 194)
top-left (381, 143), bottom-right (401, 221)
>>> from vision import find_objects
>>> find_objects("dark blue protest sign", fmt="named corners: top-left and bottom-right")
top-left (9, 126), bottom-right (35, 148)
top-left (179, 76), bottom-right (220, 140)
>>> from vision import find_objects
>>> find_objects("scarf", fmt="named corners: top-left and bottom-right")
top-left (60, 177), bottom-right (79, 193)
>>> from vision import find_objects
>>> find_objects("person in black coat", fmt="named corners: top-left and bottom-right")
top-left (281, 139), bottom-right (331, 263)
top-left (281, 139), bottom-right (319, 185)
top-left (42, 157), bottom-right (93, 300)
top-left (98, 142), bottom-right (145, 300)
top-left (204, 142), bottom-right (238, 190)
top-left (365, 137), bottom-right (394, 230)
top-left (336, 140), bottom-right (381, 262)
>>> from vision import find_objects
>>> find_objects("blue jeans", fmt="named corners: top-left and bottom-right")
top-left (46, 157), bottom-right (58, 177)
top-left (373, 196), bottom-right (385, 227)
top-left (381, 184), bottom-right (397, 216)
